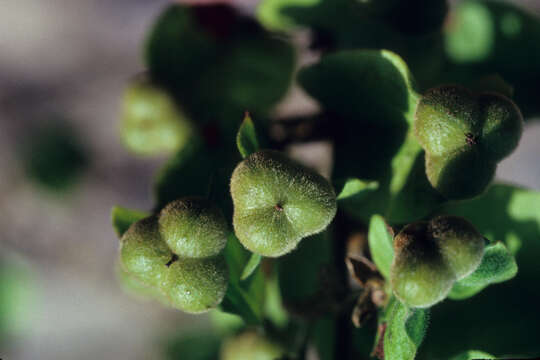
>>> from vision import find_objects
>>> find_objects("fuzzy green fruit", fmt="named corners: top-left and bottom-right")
top-left (429, 215), bottom-right (485, 279)
top-left (391, 222), bottom-right (456, 308)
top-left (390, 216), bottom-right (485, 308)
top-left (414, 85), bottom-right (523, 199)
top-left (119, 216), bottom-right (173, 288)
top-left (230, 150), bottom-right (337, 257)
top-left (161, 256), bottom-right (228, 314)
top-left (120, 77), bottom-right (193, 156)
top-left (220, 331), bottom-right (286, 360)
top-left (158, 197), bottom-right (228, 259)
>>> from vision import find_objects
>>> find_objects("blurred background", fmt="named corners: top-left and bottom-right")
top-left (0, 0), bottom-right (539, 359)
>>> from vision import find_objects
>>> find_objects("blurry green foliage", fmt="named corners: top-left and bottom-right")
top-left (442, 0), bottom-right (540, 116)
top-left (164, 332), bottom-right (221, 360)
top-left (0, 258), bottom-right (35, 340)
top-left (120, 77), bottom-right (194, 157)
top-left (145, 4), bottom-right (295, 138)
top-left (22, 121), bottom-right (88, 191)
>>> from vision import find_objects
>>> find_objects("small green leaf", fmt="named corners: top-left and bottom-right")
top-left (263, 269), bottom-right (289, 328)
top-left (383, 297), bottom-right (429, 360)
top-left (111, 206), bottom-right (149, 237)
top-left (367, 215), bottom-right (394, 279)
top-left (336, 178), bottom-right (379, 201)
top-left (221, 233), bottom-right (264, 324)
top-left (240, 253), bottom-right (262, 281)
top-left (449, 242), bottom-right (517, 300)
top-left (449, 350), bottom-right (495, 360)
top-left (236, 113), bottom-right (260, 158)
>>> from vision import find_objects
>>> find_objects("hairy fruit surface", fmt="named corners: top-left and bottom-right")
top-left (161, 255), bottom-right (228, 314)
top-left (390, 215), bottom-right (485, 308)
top-left (158, 197), bottom-right (228, 259)
top-left (230, 150), bottom-right (337, 257)
top-left (415, 85), bottom-right (523, 199)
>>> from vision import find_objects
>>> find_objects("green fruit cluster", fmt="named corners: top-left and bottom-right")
top-left (220, 331), bottom-right (286, 360)
top-left (415, 85), bottom-right (523, 200)
top-left (390, 215), bottom-right (485, 308)
top-left (118, 197), bottom-right (229, 313)
top-left (230, 150), bottom-right (337, 257)
top-left (120, 77), bottom-right (193, 156)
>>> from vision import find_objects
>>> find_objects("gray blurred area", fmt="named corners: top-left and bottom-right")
top-left (0, 1), bottom-right (539, 360)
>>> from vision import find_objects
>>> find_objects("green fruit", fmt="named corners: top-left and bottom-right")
top-left (390, 216), bottom-right (485, 308)
top-left (158, 197), bottom-right (228, 259)
top-left (230, 150), bottom-right (337, 257)
top-left (415, 85), bottom-right (523, 199)
top-left (162, 256), bottom-right (228, 314)
top-left (119, 216), bottom-right (173, 288)
top-left (391, 222), bottom-right (456, 308)
top-left (220, 331), bottom-right (286, 360)
top-left (120, 77), bottom-right (193, 156)
top-left (429, 215), bottom-right (485, 279)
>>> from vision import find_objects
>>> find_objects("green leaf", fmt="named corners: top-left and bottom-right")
top-left (263, 269), bottom-right (289, 328)
top-left (367, 215), bottom-right (394, 279)
top-left (311, 315), bottom-right (336, 360)
top-left (256, 0), bottom-right (321, 32)
top-left (336, 178), bottom-right (378, 201)
top-left (240, 253), bottom-right (262, 281)
top-left (449, 350), bottom-right (495, 360)
top-left (220, 233), bottom-right (264, 324)
top-left (145, 5), bottom-right (217, 91)
top-left (449, 242), bottom-right (517, 300)
top-left (209, 310), bottom-right (245, 336)
top-left (236, 113), bottom-right (260, 159)
top-left (111, 206), bottom-right (149, 237)
top-left (278, 231), bottom-right (333, 305)
top-left (384, 297), bottom-right (429, 360)
top-left (299, 49), bottom-right (419, 127)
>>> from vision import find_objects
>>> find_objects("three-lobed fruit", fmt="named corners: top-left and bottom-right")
top-left (415, 85), bottom-right (523, 199)
top-left (390, 215), bottom-right (485, 308)
top-left (230, 150), bottom-right (337, 257)
top-left (120, 77), bottom-right (193, 156)
top-left (118, 198), bottom-right (230, 314)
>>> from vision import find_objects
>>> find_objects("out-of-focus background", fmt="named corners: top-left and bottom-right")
top-left (0, 1), bottom-right (539, 359)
